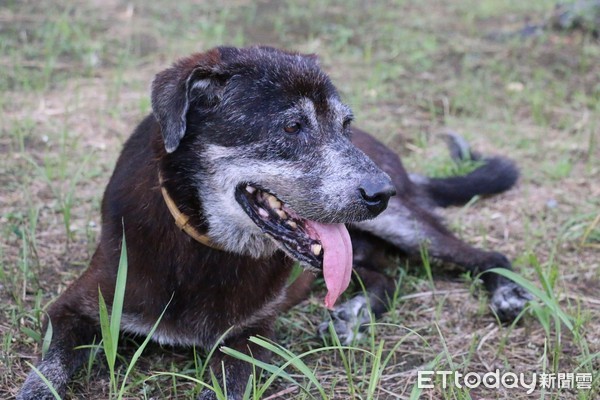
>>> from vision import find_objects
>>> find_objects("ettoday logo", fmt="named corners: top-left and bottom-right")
top-left (417, 370), bottom-right (593, 393)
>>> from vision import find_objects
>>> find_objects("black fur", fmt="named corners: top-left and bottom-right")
top-left (425, 157), bottom-right (519, 207)
top-left (18, 46), bottom-right (530, 400)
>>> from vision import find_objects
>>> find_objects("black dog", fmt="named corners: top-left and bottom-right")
top-left (19, 46), bottom-right (528, 400)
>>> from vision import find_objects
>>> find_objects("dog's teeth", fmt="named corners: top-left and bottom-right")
top-left (286, 220), bottom-right (297, 229)
top-left (258, 208), bottom-right (269, 218)
top-left (275, 209), bottom-right (287, 219)
top-left (246, 186), bottom-right (256, 194)
top-left (267, 195), bottom-right (281, 210)
top-left (311, 243), bottom-right (322, 256)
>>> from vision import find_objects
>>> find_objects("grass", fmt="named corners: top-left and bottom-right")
top-left (1, 0), bottom-right (599, 398)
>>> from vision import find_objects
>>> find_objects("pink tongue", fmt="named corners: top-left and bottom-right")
top-left (305, 221), bottom-right (353, 309)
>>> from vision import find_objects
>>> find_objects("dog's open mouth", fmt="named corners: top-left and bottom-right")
top-left (235, 184), bottom-right (353, 309)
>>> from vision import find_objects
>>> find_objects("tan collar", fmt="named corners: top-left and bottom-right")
top-left (158, 172), bottom-right (222, 250)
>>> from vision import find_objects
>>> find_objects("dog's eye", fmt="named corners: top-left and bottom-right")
top-left (343, 118), bottom-right (352, 129)
top-left (283, 122), bottom-right (301, 134)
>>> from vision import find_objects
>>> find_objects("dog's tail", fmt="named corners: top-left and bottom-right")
top-left (413, 132), bottom-right (519, 208)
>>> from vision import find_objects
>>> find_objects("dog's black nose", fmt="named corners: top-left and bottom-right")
top-left (358, 180), bottom-right (396, 215)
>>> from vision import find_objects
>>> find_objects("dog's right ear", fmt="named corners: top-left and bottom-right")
top-left (151, 49), bottom-right (228, 153)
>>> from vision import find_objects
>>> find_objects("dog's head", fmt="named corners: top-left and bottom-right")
top-left (151, 46), bottom-right (394, 305)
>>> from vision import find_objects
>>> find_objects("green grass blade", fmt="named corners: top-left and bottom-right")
top-left (221, 344), bottom-right (318, 399)
top-left (98, 288), bottom-right (116, 379)
top-left (97, 228), bottom-right (128, 396)
top-left (366, 339), bottom-right (384, 399)
top-left (408, 380), bottom-right (423, 400)
top-left (150, 372), bottom-right (215, 392)
top-left (117, 295), bottom-right (173, 399)
top-left (326, 321), bottom-right (355, 398)
top-left (210, 368), bottom-right (226, 400)
top-left (419, 243), bottom-right (435, 291)
top-left (485, 268), bottom-right (573, 331)
top-left (575, 351), bottom-right (600, 372)
top-left (408, 354), bottom-right (444, 400)
top-left (25, 361), bottom-right (62, 400)
top-left (248, 337), bottom-right (326, 398)
top-left (20, 327), bottom-right (41, 343)
top-left (242, 374), bottom-right (253, 400)
top-left (110, 229), bottom-right (128, 350)
top-left (219, 346), bottom-right (296, 383)
top-left (200, 327), bottom-right (234, 380)
top-left (42, 318), bottom-right (53, 358)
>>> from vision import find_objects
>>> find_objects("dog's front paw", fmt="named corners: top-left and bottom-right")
top-left (18, 373), bottom-right (65, 400)
top-left (318, 295), bottom-right (372, 345)
top-left (198, 388), bottom-right (244, 400)
top-left (18, 359), bottom-right (69, 400)
top-left (490, 282), bottom-right (532, 322)
top-left (198, 388), bottom-right (218, 400)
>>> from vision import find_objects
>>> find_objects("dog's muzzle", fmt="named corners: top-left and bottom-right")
top-left (233, 172), bottom-right (395, 309)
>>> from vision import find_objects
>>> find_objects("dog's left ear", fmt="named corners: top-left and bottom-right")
top-left (151, 49), bottom-right (228, 153)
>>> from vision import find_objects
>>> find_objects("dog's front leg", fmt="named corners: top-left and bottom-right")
top-left (355, 197), bottom-right (532, 321)
top-left (319, 266), bottom-right (397, 344)
top-left (198, 327), bottom-right (274, 400)
top-left (17, 303), bottom-right (99, 399)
